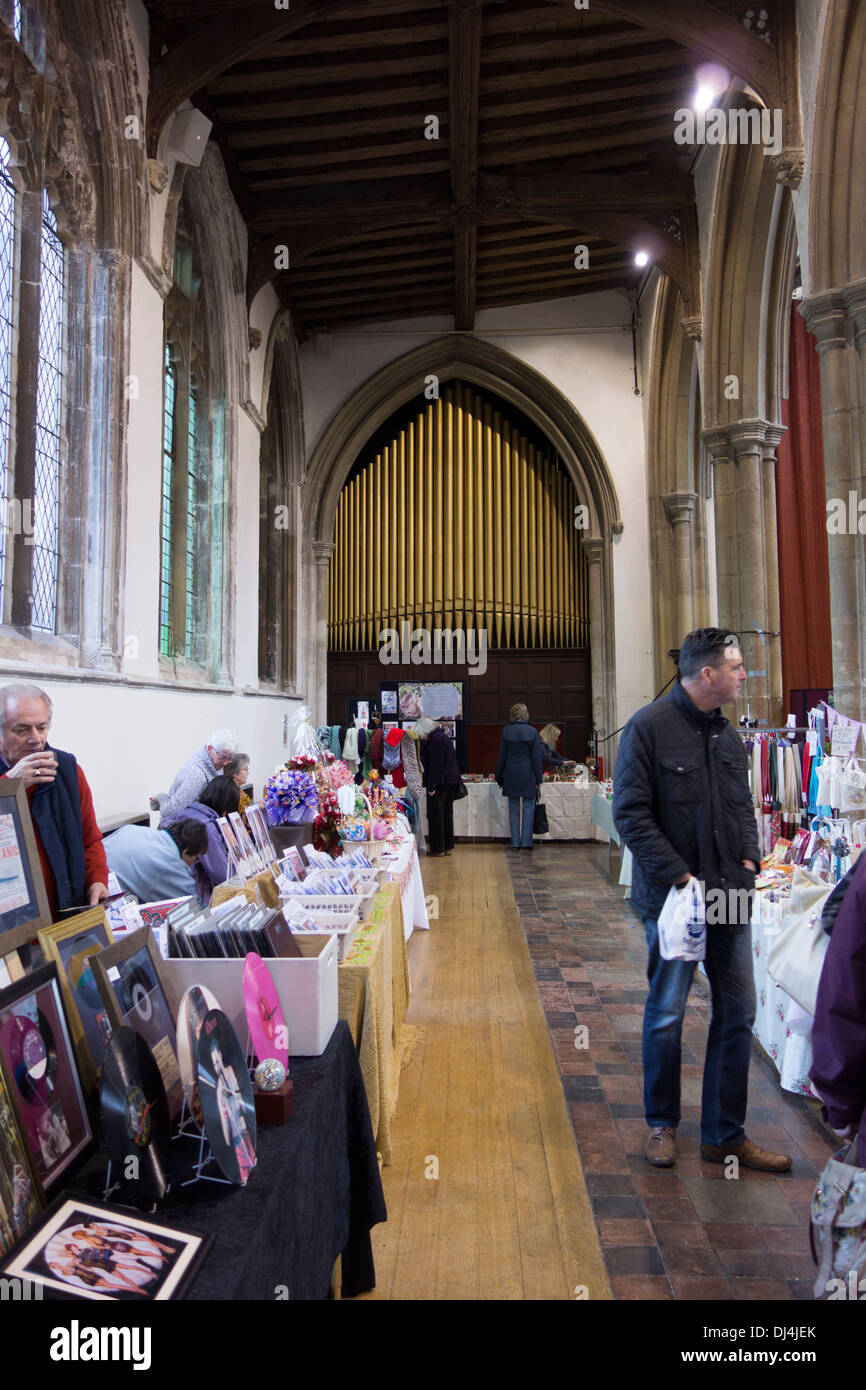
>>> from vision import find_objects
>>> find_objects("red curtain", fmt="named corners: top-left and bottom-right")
top-left (775, 306), bottom-right (833, 705)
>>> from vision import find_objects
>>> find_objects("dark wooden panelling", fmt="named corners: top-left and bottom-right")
top-left (327, 647), bottom-right (591, 771)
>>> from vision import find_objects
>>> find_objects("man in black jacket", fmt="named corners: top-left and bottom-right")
top-left (613, 629), bottom-right (792, 1172)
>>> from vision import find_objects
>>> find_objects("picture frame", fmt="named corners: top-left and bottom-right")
top-left (37, 908), bottom-right (115, 1093)
top-left (89, 928), bottom-right (183, 1120)
top-left (0, 1047), bottom-right (45, 1256)
top-left (0, 963), bottom-right (92, 1191)
top-left (0, 778), bottom-right (52, 956)
top-left (0, 1194), bottom-right (212, 1300)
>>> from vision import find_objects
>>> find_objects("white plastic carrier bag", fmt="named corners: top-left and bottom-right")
top-left (657, 875), bottom-right (706, 961)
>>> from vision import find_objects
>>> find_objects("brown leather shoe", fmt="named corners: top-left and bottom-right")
top-left (700, 1138), bottom-right (793, 1171)
top-left (645, 1126), bottom-right (677, 1167)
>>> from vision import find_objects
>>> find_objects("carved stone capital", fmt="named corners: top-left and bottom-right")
top-left (580, 536), bottom-right (605, 564)
top-left (681, 314), bottom-right (702, 341)
top-left (771, 147), bottom-right (805, 189)
top-left (312, 541), bottom-right (336, 569)
top-left (701, 426), bottom-right (733, 465)
top-left (147, 158), bottom-right (169, 194)
top-left (799, 288), bottom-right (848, 354)
top-left (728, 418), bottom-right (773, 459)
top-left (136, 251), bottom-right (172, 300)
top-left (663, 491), bottom-right (698, 527)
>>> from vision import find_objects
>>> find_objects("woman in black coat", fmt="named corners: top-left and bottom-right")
top-left (495, 704), bottom-right (544, 849)
top-left (417, 717), bottom-right (461, 857)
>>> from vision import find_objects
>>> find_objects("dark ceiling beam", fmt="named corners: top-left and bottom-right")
top-left (478, 169), bottom-right (694, 211)
top-left (585, 0), bottom-right (780, 106)
top-left (146, 0), bottom-right (355, 155)
top-left (448, 0), bottom-right (483, 332)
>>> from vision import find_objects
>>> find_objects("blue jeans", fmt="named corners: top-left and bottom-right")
top-left (642, 917), bottom-right (757, 1146)
top-left (508, 795), bottom-right (535, 847)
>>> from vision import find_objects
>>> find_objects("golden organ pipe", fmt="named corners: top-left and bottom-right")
top-left (329, 386), bottom-right (595, 657)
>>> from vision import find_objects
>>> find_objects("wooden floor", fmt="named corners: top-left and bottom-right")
top-left (359, 844), bottom-right (612, 1301)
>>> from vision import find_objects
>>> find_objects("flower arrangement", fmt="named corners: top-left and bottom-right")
top-left (288, 754), bottom-right (317, 774)
top-left (313, 789), bottom-right (343, 858)
top-left (263, 768), bottom-right (318, 825)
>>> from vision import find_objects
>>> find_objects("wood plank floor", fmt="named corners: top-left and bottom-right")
top-left (358, 844), bottom-right (612, 1301)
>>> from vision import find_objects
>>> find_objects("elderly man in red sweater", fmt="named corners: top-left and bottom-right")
top-left (0, 684), bottom-right (108, 916)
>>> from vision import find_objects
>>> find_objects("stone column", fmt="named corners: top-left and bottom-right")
top-left (311, 541), bottom-right (336, 728)
top-left (800, 287), bottom-right (866, 721)
top-left (702, 427), bottom-right (737, 638)
top-left (761, 424), bottom-right (785, 726)
top-left (581, 536), bottom-right (606, 746)
top-left (662, 491), bottom-right (698, 641)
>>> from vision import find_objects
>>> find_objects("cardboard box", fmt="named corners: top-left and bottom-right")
top-left (162, 934), bottom-right (338, 1057)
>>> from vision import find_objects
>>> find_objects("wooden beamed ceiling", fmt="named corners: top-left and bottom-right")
top-left (144, 0), bottom-right (795, 335)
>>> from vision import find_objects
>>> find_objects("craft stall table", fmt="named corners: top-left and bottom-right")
top-left (452, 780), bottom-right (602, 840)
top-left (338, 881), bottom-right (415, 1166)
top-left (749, 888), bottom-right (815, 1098)
top-left (591, 792), bottom-right (622, 869)
top-left (382, 836), bottom-right (429, 939)
top-left (73, 1021), bottom-right (386, 1300)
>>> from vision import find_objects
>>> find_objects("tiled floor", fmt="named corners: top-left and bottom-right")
top-left (508, 841), bottom-right (836, 1301)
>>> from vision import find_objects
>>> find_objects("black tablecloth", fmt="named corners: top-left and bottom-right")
top-left (75, 1021), bottom-right (387, 1300)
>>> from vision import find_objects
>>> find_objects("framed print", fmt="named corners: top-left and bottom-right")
top-left (37, 909), bottom-right (115, 1092)
top-left (0, 1050), bottom-right (44, 1255)
top-left (0, 778), bottom-right (52, 956)
top-left (0, 1195), bottom-right (212, 1300)
top-left (89, 929), bottom-right (183, 1120)
top-left (0, 963), bottom-right (92, 1191)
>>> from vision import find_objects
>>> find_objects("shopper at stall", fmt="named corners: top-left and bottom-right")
top-left (103, 818), bottom-right (208, 903)
top-left (163, 775), bottom-right (241, 899)
top-left (417, 716), bottom-right (461, 857)
top-left (539, 724), bottom-right (567, 770)
top-left (0, 683), bottom-right (109, 913)
top-left (495, 704), bottom-right (544, 850)
top-left (222, 753), bottom-right (252, 819)
top-left (811, 851), bottom-right (866, 1156)
top-left (149, 729), bottom-right (239, 822)
top-left (613, 627), bottom-right (792, 1172)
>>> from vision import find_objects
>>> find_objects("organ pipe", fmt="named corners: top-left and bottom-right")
top-left (328, 386), bottom-right (590, 652)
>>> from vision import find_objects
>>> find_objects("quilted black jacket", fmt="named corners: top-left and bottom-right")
top-left (612, 680), bottom-right (761, 926)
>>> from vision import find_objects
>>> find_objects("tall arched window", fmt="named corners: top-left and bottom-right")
top-left (0, 137), bottom-right (63, 633)
top-left (32, 193), bottom-right (64, 633)
top-left (160, 192), bottom-right (219, 673)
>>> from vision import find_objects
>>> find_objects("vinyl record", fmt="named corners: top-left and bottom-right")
top-left (119, 963), bottom-right (157, 1025)
top-left (176, 984), bottom-right (220, 1121)
top-left (196, 1010), bottom-right (257, 1186)
top-left (1, 1009), bottom-right (60, 1109)
top-left (100, 1027), bottom-right (170, 1198)
top-left (242, 954), bottom-right (288, 1072)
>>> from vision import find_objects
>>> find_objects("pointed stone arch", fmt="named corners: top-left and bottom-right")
top-left (302, 335), bottom-right (622, 741)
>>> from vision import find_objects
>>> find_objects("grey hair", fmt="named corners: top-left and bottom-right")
top-left (0, 684), bottom-right (53, 728)
top-left (510, 702), bottom-right (529, 722)
top-left (412, 717), bottom-right (437, 739)
top-left (207, 728), bottom-right (239, 754)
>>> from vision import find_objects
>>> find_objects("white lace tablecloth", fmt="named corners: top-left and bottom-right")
top-left (451, 781), bottom-right (602, 840)
top-left (381, 832), bottom-right (429, 940)
top-left (750, 889), bottom-right (814, 1096)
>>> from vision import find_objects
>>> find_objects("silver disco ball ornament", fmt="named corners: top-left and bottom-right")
top-left (255, 1058), bottom-right (287, 1092)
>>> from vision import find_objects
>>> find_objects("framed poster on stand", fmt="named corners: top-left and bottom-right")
top-left (0, 779), bottom-right (52, 960)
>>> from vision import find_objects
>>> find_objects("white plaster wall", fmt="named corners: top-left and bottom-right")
top-left (19, 677), bottom-right (295, 824)
top-left (299, 291), bottom-right (656, 725)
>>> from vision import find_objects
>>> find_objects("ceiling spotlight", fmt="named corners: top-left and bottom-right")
top-left (692, 63), bottom-right (729, 112)
top-left (635, 251), bottom-right (649, 268)
top-left (694, 85), bottom-right (715, 112)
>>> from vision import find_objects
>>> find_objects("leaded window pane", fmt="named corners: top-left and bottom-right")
top-left (160, 344), bottom-right (175, 656)
top-left (32, 191), bottom-right (63, 633)
top-left (0, 139), bottom-right (14, 611)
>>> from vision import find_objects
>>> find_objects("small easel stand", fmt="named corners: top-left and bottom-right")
top-left (102, 1158), bottom-right (171, 1205)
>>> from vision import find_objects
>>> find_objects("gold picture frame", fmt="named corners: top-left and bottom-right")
top-left (37, 908), bottom-right (115, 1093)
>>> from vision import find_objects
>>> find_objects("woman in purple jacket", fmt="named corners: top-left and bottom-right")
top-left (811, 852), bottom-right (866, 1155)
top-left (163, 775), bottom-right (241, 900)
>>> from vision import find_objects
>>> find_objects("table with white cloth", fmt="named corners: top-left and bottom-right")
top-left (381, 833), bottom-right (429, 941)
top-left (749, 888), bottom-right (814, 1097)
top-left (450, 780), bottom-right (602, 840)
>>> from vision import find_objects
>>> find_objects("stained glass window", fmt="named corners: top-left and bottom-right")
top-left (185, 389), bottom-right (198, 658)
top-left (160, 344), bottom-right (176, 656)
top-left (13, 2), bottom-right (22, 42)
top-left (0, 138), bottom-right (14, 611)
top-left (31, 191), bottom-right (63, 633)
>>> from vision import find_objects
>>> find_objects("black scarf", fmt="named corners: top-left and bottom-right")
top-left (0, 746), bottom-right (86, 909)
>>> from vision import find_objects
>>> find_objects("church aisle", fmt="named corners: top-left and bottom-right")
top-left (508, 842), bottom-right (836, 1301)
top-left (361, 843), bottom-right (612, 1301)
